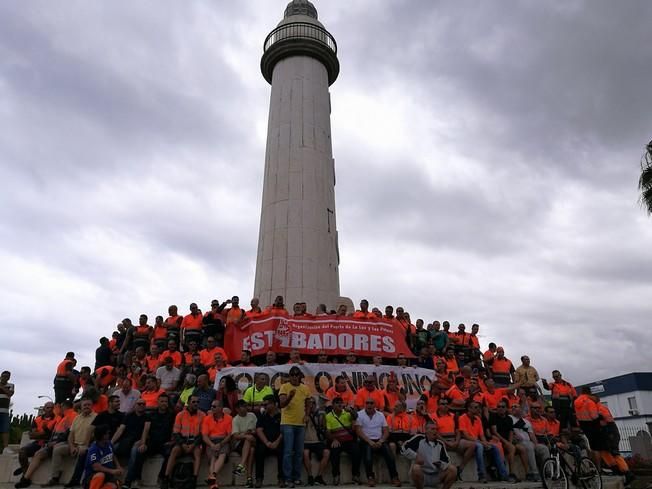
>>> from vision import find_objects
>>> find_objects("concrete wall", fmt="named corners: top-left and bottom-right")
top-left (254, 55), bottom-right (341, 313)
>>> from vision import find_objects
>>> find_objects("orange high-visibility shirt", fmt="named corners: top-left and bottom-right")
top-left (224, 307), bottom-right (244, 326)
top-left (159, 350), bottom-right (183, 368)
top-left (458, 413), bottom-right (484, 440)
top-left (386, 412), bottom-right (415, 432)
top-left (325, 386), bottom-right (355, 406)
top-left (574, 395), bottom-right (599, 422)
top-left (201, 413), bottom-right (233, 438)
top-left (200, 347), bottom-right (229, 367)
top-left (153, 324), bottom-right (167, 340)
top-left (354, 388), bottom-right (385, 410)
top-left (597, 403), bottom-right (614, 424)
top-left (492, 358), bottom-right (513, 374)
top-left (483, 388), bottom-right (510, 410)
top-left (352, 311), bottom-right (374, 319)
top-left (549, 381), bottom-right (577, 399)
top-left (181, 313), bottom-right (203, 331)
top-left (432, 412), bottom-right (456, 437)
top-left (141, 389), bottom-right (164, 409)
top-left (174, 409), bottom-right (205, 438)
top-left (528, 416), bottom-right (549, 437)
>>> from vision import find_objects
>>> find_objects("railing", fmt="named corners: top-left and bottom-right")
top-left (618, 424), bottom-right (650, 453)
top-left (263, 22), bottom-right (337, 55)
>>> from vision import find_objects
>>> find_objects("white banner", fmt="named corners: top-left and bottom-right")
top-left (216, 363), bottom-right (436, 409)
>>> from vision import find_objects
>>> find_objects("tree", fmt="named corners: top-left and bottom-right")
top-left (639, 140), bottom-right (652, 215)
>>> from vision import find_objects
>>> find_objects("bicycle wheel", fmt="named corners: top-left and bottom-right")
top-left (541, 458), bottom-right (569, 489)
top-left (576, 457), bottom-right (602, 489)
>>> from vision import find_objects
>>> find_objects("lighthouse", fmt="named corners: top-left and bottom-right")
top-left (254, 0), bottom-right (347, 312)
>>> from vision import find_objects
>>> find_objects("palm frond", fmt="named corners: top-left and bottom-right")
top-left (639, 140), bottom-right (652, 215)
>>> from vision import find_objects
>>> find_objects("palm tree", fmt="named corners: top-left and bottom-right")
top-left (639, 140), bottom-right (652, 214)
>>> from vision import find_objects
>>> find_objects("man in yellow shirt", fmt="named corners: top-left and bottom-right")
top-left (278, 366), bottom-right (312, 487)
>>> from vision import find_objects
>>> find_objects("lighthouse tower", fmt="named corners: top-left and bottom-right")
top-left (254, 0), bottom-right (345, 312)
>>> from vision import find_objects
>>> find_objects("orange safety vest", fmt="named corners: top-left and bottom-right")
top-left (597, 403), bottom-right (614, 424)
top-left (153, 324), bottom-right (168, 340)
top-left (492, 358), bottom-right (513, 374)
top-left (56, 359), bottom-right (73, 377)
top-left (174, 409), bottom-right (205, 438)
top-left (182, 313), bottom-right (203, 331)
top-left (574, 394), bottom-right (599, 421)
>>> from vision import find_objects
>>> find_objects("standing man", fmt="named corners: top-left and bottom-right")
top-left (182, 303), bottom-right (203, 349)
top-left (409, 421), bottom-right (457, 489)
top-left (54, 353), bottom-right (76, 404)
top-left (514, 356), bottom-right (540, 390)
top-left (541, 371), bottom-right (576, 429)
top-left (0, 371), bottom-right (14, 452)
top-left (278, 366), bottom-right (311, 487)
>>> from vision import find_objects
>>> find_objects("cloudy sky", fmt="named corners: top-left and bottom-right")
top-left (2, 0), bottom-right (652, 414)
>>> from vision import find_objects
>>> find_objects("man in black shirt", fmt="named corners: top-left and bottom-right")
top-left (92, 395), bottom-right (124, 438)
top-left (112, 399), bottom-right (148, 458)
top-left (123, 393), bottom-right (174, 489)
top-left (489, 402), bottom-right (520, 482)
top-left (95, 338), bottom-right (113, 371)
top-left (255, 395), bottom-right (283, 488)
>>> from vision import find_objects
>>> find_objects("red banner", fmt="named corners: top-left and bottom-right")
top-left (224, 315), bottom-right (415, 358)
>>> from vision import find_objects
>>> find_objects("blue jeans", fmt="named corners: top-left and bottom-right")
top-left (474, 441), bottom-right (508, 479)
top-left (281, 425), bottom-right (305, 482)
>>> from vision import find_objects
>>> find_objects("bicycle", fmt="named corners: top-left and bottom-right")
top-left (540, 440), bottom-right (602, 489)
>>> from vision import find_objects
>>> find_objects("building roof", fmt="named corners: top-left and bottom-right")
top-left (578, 372), bottom-right (652, 398)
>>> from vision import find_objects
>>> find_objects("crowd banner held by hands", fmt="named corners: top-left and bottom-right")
top-left (216, 364), bottom-right (434, 409)
top-left (224, 314), bottom-right (416, 359)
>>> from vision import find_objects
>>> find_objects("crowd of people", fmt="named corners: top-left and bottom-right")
top-left (6, 296), bottom-right (635, 489)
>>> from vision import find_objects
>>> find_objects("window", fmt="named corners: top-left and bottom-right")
top-left (627, 396), bottom-right (638, 411)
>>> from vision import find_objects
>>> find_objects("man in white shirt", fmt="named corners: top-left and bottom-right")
top-left (115, 378), bottom-right (141, 414)
top-left (156, 357), bottom-right (181, 393)
top-left (355, 398), bottom-right (400, 487)
top-left (410, 421), bottom-right (457, 489)
top-left (510, 405), bottom-right (544, 482)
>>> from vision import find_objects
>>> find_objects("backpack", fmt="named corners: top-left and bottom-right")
top-left (171, 460), bottom-right (195, 489)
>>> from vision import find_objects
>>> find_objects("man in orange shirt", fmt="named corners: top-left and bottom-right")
top-left (382, 376), bottom-right (406, 415)
top-left (444, 377), bottom-right (468, 417)
top-left (264, 296), bottom-right (288, 316)
top-left (200, 337), bottom-right (229, 367)
top-left (162, 395), bottom-right (205, 489)
top-left (482, 343), bottom-right (497, 369)
top-left (354, 378), bottom-right (386, 411)
top-left (159, 340), bottom-right (183, 369)
top-left (223, 296), bottom-right (246, 327)
top-left (574, 387), bottom-right (602, 468)
top-left (386, 401), bottom-right (415, 455)
top-left (14, 402), bottom-right (58, 477)
top-left (181, 303), bottom-right (203, 348)
top-left (325, 376), bottom-right (355, 407)
top-left (202, 400), bottom-right (232, 489)
top-left (145, 344), bottom-right (162, 373)
top-left (352, 300), bottom-right (374, 319)
top-left (542, 370), bottom-right (576, 429)
top-left (246, 298), bottom-right (262, 319)
top-left (152, 315), bottom-right (168, 351)
top-left (164, 305), bottom-right (183, 345)
top-left (490, 347), bottom-right (515, 387)
top-left (458, 402), bottom-right (508, 482)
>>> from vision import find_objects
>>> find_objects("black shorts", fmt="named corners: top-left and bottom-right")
top-left (22, 442), bottom-right (42, 457)
top-left (304, 442), bottom-right (326, 459)
top-left (579, 420), bottom-right (603, 450)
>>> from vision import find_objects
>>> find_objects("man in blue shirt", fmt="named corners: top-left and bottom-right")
top-left (84, 424), bottom-right (123, 489)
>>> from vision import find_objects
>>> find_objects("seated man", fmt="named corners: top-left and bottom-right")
top-left (83, 424), bottom-right (123, 489)
top-left (431, 397), bottom-right (474, 478)
top-left (526, 402), bottom-right (551, 464)
top-left (489, 401), bottom-right (523, 482)
top-left (355, 398), bottom-right (400, 487)
top-left (15, 401), bottom-right (76, 489)
top-left (231, 400), bottom-right (258, 487)
top-left (510, 404), bottom-right (544, 482)
top-left (161, 395), bottom-right (205, 489)
top-left (458, 401), bottom-right (508, 483)
top-left (202, 400), bottom-right (232, 489)
top-left (14, 401), bottom-right (57, 478)
top-left (60, 398), bottom-right (98, 488)
top-left (382, 376), bottom-right (405, 414)
top-left (325, 397), bottom-right (360, 486)
top-left (325, 376), bottom-right (355, 408)
top-left (409, 420), bottom-right (457, 489)
top-left (354, 377), bottom-right (386, 411)
top-left (255, 395), bottom-right (283, 488)
top-left (111, 399), bottom-right (148, 458)
top-left (303, 398), bottom-right (329, 486)
top-left (386, 400), bottom-right (415, 455)
top-left (123, 393), bottom-right (175, 489)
